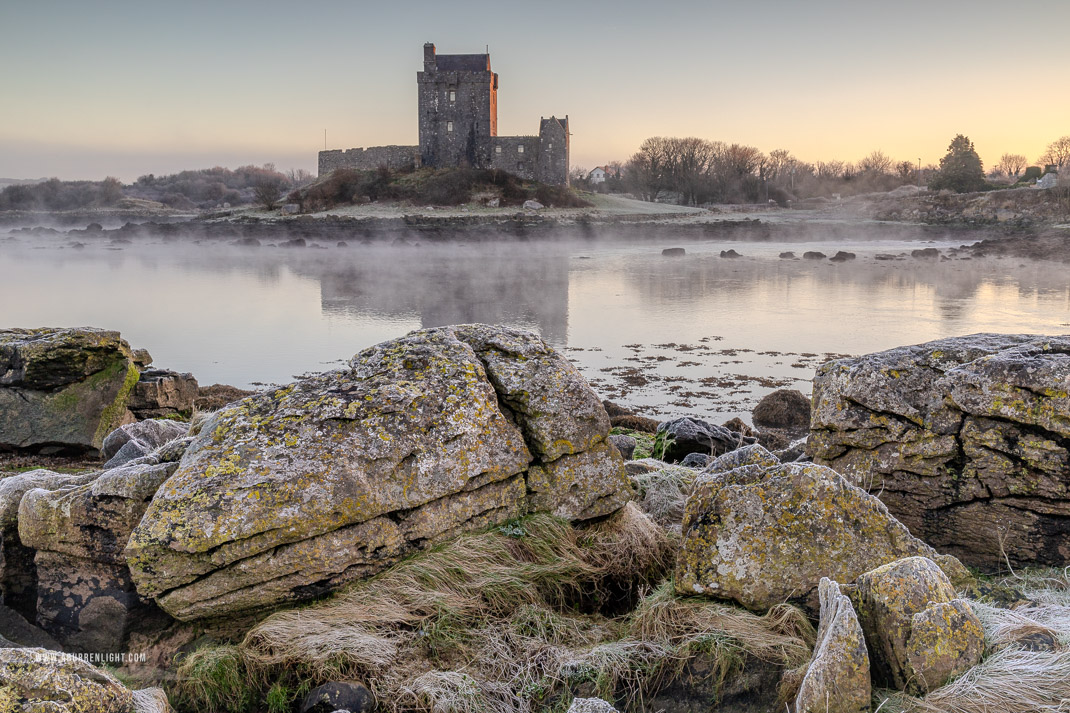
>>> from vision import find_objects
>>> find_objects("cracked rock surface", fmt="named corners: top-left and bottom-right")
top-left (810, 333), bottom-right (1070, 568)
top-left (126, 324), bottom-right (631, 620)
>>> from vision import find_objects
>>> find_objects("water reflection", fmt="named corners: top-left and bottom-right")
top-left (1, 230), bottom-right (1068, 421)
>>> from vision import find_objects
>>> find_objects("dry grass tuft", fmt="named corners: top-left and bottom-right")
top-left (222, 508), bottom-right (809, 713)
top-left (629, 465), bottom-right (696, 529)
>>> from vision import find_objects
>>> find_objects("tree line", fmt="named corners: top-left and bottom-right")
top-left (603, 134), bottom-right (1070, 205)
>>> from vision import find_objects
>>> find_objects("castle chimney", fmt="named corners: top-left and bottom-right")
top-left (423, 42), bottom-right (436, 70)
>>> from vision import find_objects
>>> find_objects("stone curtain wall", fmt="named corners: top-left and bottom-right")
top-left (318, 146), bottom-right (420, 176)
top-left (489, 137), bottom-right (540, 181)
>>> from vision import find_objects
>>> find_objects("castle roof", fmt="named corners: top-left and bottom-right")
top-left (435, 54), bottom-right (491, 72)
top-left (540, 117), bottom-right (568, 133)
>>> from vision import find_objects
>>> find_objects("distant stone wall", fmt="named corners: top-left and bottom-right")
top-left (489, 137), bottom-right (539, 181)
top-left (318, 146), bottom-right (420, 176)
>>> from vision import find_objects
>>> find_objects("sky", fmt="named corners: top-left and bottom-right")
top-left (2, 0), bottom-right (1068, 182)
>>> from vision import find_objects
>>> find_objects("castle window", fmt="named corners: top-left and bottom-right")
top-left (495, 146), bottom-right (502, 154)
top-left (449, 89), bottom-right (456, 102)
top-left (548, 143), bottom-right (553, 150)
top-left (447, 121), bottom-right (454, 133)
top-left (517, 145), bottom-right (525, 154)
top-left (518, 162), bottom-right (525, 171)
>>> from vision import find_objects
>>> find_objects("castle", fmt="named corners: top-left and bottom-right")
top-left (318, 43), bottom-right (570, 186)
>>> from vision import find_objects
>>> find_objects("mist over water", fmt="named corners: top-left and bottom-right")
top-left (2, 228), bottom-right (1068, 422)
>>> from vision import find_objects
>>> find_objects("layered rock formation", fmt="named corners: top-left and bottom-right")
top-left (127, 324), bottom-right (631, 620)
top-left (810, 334), bottom-right (1070, 568)
top-left (0, 328), bottom-right (139, 453)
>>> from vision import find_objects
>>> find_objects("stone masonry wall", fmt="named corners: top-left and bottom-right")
top-left (318, 146), bottom-right (420, 176)
top-left (489, 137), bottom-right (539, 181)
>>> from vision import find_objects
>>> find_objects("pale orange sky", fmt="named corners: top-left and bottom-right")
top-left (1, 0), bottom-right (1067, 181)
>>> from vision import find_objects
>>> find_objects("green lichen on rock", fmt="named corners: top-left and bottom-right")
top-left (0, 647), bottom-right (133, 713)
top-left (0, 328), bottom-right (137, 453)
top-left (794, 578), bottom-right (871, 713)
top-left (853, 556), bottom-right (983, 695)
top-left (674, 462), bottom-right (962, 611)
top-left (126, 324), bottom-right (628, 620)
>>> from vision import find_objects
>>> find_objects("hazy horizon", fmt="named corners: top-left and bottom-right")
top-left (3, 0), bottom-right (1068, 182)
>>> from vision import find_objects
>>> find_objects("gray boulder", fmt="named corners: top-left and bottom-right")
top-left (126, 325), bottom-right (631, 620)
top-left (654, 417), bottom-right (754, 463)
top-left (19, 461), bottom-right (178, 652)
top-left (810, 334), bottom-right (1070, 568)
top-left (101, 418), bottom-right (188, 469)
top-left (127, 369), bottom-right (199, 419)
top-left (0, 469), bottom-right (99, 618)
top-left (0, 328), bottom-right (139, 453)
top-left (853, 556), bottom-right (984, 694)
top-left (0, 647), bottom-right (133, 713)
top-left (794, 578), bottom-right (870, 713)
top-left (675, 461), bottom-right (971, 611)
top-left (608, 434), bottom-right (636, 460)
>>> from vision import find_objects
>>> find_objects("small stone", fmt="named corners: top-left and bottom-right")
top-left (300, 682), bottom-right (375, 713)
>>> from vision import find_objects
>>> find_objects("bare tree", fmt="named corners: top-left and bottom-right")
top-left (1039, 136), bottom-right (1070, 169)
top-left (858, 150), bottom-right (893, 175)
top-left (254, 181), bottom-right (282, 210)
top-left (994, 153), bottom-right (1028, 178)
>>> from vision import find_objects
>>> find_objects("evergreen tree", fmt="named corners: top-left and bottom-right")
top-left (930, 135), bottom-right (987, 193)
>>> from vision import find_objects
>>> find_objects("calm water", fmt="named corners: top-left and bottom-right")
top-left (2, 228), bottom-right (1069, 422)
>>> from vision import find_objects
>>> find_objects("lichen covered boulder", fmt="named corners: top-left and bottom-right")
top-left (794, 578), bottom-right (870, 713)
top-left (853, 556), bottom-right (984, 694)
top-left (126, 325), bottom-right (630, 620)
top-left (0, 647), bottom-right (133, 713)
top-left (675, 461), bottom-right (966, 610)
top-left (810, 334), bottom-right (1070, 568)
top-left (0, 327), bottom-right (139, 453)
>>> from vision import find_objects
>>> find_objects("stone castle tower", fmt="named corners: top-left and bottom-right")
top-left (319, 43), bottom-right (569, 186)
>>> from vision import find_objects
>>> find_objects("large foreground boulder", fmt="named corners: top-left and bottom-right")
top-left (126, 325), bottom-right (631, 620)
top-left (0, 328), bottom-right (140, 453)
top-left (810, 334), bottom-right (1070, 568)
top-left (674, 461), bottom-right (969, 610)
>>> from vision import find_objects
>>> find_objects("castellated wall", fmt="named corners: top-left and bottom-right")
top-left (318, 146), bottom-right (421, 176)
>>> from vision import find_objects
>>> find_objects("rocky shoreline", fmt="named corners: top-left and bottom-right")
top-left (1, 324), bottom-right (1069, 712)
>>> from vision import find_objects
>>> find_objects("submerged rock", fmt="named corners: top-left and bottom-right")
top-left (810, 334), bottom-right (1070, 568)
top-left (794, 578), bottom-right (870, 713)
top-left (0, 327), bottom-right (139, 453)
top-left (853, 556), bottom-right (984, 694)
top-left (126, 324), bottom-right (631, 620)
top-left (675, 461), bottom-right (968, 611)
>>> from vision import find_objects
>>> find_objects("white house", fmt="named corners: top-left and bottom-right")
top-left (588, 167), bottom-right (608, 184)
